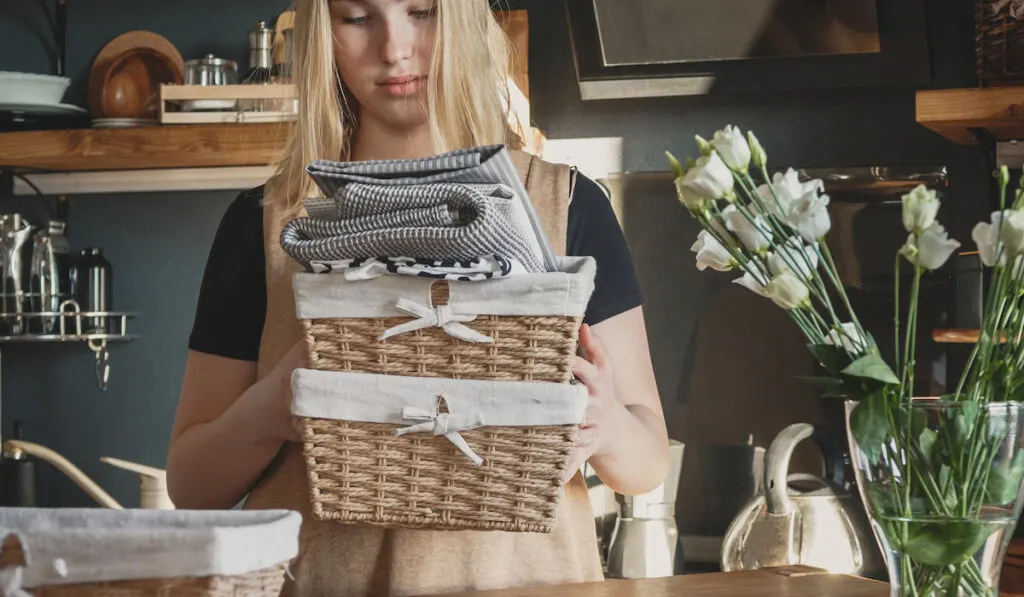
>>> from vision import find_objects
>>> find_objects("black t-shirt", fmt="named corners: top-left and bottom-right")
top-left (188, 174), bottom-right (644, 362)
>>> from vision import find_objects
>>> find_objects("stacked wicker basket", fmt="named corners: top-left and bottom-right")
top-left (290, 255), bottom-right (596, 533)
top-left (977, 0), bottom-right (1024, 86)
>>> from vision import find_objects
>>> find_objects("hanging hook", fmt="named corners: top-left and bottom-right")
top-left (87, 338), bottom-right (110, 392)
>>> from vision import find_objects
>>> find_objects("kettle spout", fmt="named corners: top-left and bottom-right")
top-left (4, 439), bottom-right (123, 509)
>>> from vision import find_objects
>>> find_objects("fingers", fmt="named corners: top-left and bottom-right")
top-left (563, 427), bottom-right (598, 482)
top-left (578, 324), bottom-right (609, 369)
top-left (571, 355), bottom-right (601, 388)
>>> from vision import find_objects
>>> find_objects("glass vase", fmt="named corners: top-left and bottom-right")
top-left (845, 399), bottom-right (1024, 597)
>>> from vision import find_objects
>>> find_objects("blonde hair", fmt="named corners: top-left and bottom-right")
top-left (266, 0), bottom-right (522, 215)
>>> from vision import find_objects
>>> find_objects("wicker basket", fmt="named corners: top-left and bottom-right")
top-left (0, 508), bottom-right (301, 596)
top-left (291, 256), bottom-right (596, 533)
top-left (977, 0), bottom-right (1024, 86)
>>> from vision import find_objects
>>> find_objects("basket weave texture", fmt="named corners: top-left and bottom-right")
top-left (297, 280), bottom-right (584, 532)
top-left (0, 537), bottom-right (288, 597)
top-left (977, 0), bottom-right (1024, 85)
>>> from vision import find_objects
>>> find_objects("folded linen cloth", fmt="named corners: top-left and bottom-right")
top-left (280, 145), bottom-right (557, 272)
top-left (310, 255), bottom-right (526, 281)
top-left (281, 181), bottom-right (545, 272)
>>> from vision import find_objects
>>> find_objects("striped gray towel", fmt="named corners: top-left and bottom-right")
top-left (283, 145), bottom-right (556, 272)
top-left (280, 181), bottom-right (546, 272)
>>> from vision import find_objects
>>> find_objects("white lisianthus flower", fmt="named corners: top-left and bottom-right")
top-left (691, 230), bottom-right (735, 272)
top-left (768, 237), bottom-right (819, 278)
top-left (971, 209), bottom-right (1024, 267)
top-left (825, 322), bottom-right (867, 355)
top-left (710, 125), bottom-right (751, 171)
top-left (723, 206), bottom-right (772, 252)
top-left (733, 271), bottom-right (768, 297)
top-left (901, 185), bottom-right (940, 234)
top-left (674, 177), bottom-right (706, 212)
top-left (764, 271), bottom-right (811, 310)
top-left (971, 215), bottom-right (1001, 267)
top-left (1001, 209), bottom-right (1024, 257)
top-left (761, 168), bottom-right (824, 222)
top-left (748, 131), bottom-right (767, 168)
top-left (786, 189), bottom-right (832, 242)
top-left (902, 223), bottom-right (960, 271)
top-left (680, 152), bottom-right (734, 199)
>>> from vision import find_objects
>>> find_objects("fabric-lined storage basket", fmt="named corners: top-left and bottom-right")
top-left (291, 256), bottom-right (597, 533)
top-left (0, 508), bottom-right (301, 596)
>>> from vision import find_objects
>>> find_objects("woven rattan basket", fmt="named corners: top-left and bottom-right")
top-left (0, 508), bottom-right (301, 596)
top-left (291, 256), bottom-right (596, 533)
top-left (977, 0), bottom-right (1024, 85)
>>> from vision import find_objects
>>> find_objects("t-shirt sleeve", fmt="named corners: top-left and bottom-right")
top-left (187, 188), bottom-right (267, 362)
top-left (566, 174), bottom-right (645, 326)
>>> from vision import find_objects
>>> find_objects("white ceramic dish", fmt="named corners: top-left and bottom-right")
top-left (0, 71), bottom-right (71, 105)
top-left (0, 102), bottom-right (87, 116)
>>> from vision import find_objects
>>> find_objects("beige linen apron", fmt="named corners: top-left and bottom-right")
top-left (244, 150), bottom-right (605, 597)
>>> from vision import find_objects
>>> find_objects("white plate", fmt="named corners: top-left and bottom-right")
top-left (0, 102), bottom-right (88, 116)
top-left (92, 118), bottom-right (159, 129)
top-left (181, 99), bottom-right (238, 111)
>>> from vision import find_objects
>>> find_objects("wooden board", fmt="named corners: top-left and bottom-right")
top-left (917, 87), bottom-right (1024, 145)
top-left (420, 568), bottom-right (887, 597)
top-left (933, 328), bottom-right (981, 344)
top-left (0, 124), bottom-right (287, 171)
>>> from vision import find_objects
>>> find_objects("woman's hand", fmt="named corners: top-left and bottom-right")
top-left (254, 339), bottom-right (310, 443)
top-left (565, 324), bottom-right (626, 481)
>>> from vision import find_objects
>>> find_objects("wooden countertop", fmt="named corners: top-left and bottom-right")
top-left (424, 567), bottom-right (887, 597)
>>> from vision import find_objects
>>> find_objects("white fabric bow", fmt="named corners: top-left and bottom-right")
top-left (0, 568), bottom-right (33, 597)
top-left (394, 405), bottom-right (486, 465)
top-left (379, 299), bottom-right (493, 343)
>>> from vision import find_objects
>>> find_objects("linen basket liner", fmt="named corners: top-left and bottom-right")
top-left (291, 368), bottom-right (588, 465)
top-left (292, 255), bottom-right (596, 322)
top-left (0, 508), bottom-right (301, 589)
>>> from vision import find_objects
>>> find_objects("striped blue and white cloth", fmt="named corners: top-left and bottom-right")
top-left (279, 145), bottom-right (557, 273)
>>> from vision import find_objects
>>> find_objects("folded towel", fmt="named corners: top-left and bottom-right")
top-left (292, 145), bottom-right (557, 271)
top-left (310, 255), bottom-right (526, 281)
top-left (280, 181), bottom-right (546, 272)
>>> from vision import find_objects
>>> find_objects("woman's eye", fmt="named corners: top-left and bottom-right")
top-left (409, 6), bottom-right (437, 19)
top-left (340, 15), bottom-right (369, 25)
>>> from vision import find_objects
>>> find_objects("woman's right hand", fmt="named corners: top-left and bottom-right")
top-left (253, 339), bottom-right (310, 443)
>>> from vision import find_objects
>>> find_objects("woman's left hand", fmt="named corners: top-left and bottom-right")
top-left (565, 323), bottom-right (623, 481)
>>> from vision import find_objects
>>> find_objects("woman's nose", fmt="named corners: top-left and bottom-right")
top-left (378, 19), bottom-right (416, 64)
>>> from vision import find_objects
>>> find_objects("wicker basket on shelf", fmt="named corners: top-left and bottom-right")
top-left (977, 0), bottom-right (1024, 85)
top-left (290, 256), bottom-right (596, 533)
top-left (0, 508), bottom-right (301, 597)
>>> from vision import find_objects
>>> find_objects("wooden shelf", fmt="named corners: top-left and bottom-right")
top-left (933, 329), bottom-right (981, 344)
top-left (917, 87), bottom-right (1024, 145)
top-left (0, 123), bottom-right (288, 172)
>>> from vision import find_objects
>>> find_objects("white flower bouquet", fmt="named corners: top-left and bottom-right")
top-left (668, 126), bottom-right (1024, 596)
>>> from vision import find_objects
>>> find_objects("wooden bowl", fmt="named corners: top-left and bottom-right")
top-left (88, 31), bottom-right (184, 119)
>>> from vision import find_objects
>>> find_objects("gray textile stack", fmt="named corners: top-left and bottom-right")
top-left (280, 145), bottom-right (556, 273)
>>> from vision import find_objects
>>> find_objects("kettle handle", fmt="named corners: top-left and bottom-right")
top-left (764, 423), bottom-right (847, 516)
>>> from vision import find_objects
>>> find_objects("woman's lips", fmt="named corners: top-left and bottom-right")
top-left (377, 75), bottom-right (425, 96)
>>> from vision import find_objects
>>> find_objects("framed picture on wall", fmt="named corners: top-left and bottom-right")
top-left (565, 0), bottom-right (931, 100)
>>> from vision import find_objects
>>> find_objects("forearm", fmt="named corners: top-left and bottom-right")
top-left (166, 382), bottom-right (284, 510)
top-left (589, 400), bottom-right (670, 496)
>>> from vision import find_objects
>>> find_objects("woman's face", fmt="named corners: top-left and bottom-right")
top-left (330, 0), bottom-right (437, 131)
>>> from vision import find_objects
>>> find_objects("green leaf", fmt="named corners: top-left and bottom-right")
top-left (795, 375), bottom-right (851, 398)
top-left (841, 353), bottom-right (900, 385)
top-left (903, 521), bottom-right (995, 567)
top-left (918, 428), bottom-right (939, 472)
top-left (987, 449), bottom-right (1024, 504)
top-left (850, 392), bottom-right (889, 465)
top-left (950, 402), bottom-right (981, 451)
top-left (807, 343), bottom-right (850, 376)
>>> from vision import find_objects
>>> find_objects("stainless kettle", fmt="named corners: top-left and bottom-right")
top-left (720, 423), bottom-right (884, 578)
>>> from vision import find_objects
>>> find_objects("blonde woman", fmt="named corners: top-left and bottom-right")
top-left (167, 0), bottom-right (669, 595)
